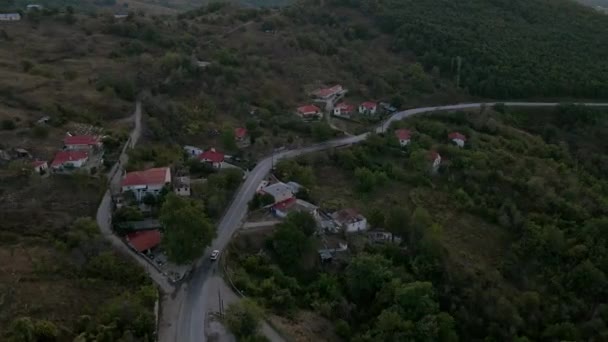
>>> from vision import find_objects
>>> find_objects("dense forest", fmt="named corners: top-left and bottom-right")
top-left (229, 105), bottom-right (608, 341)
top-left (331, 0), bottom-right (608, 99)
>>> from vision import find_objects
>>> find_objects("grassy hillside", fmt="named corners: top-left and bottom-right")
top-left (0, 11), bottom-right (163, 341)
top-left (229, 104), bottom-right (608, 341)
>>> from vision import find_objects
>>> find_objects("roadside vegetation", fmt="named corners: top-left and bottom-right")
top-left (228, 105), bottom-right (608, 341)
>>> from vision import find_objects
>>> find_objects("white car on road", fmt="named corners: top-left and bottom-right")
top-left (210, 250), bottom-right (220, 261)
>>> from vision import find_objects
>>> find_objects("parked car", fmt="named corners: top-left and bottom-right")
top-left (210, 250), bottom-right (220, 261)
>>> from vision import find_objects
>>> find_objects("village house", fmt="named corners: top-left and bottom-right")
top-left (0, 13), bottom-right (21, 21)
top-left (369, 230), bottom-right (403, 245)
top-left (234, 127), bottom-right (248, 142)
top-left (14, 148), bottom-right (31, 159)
top-left (395, 129), bottom-right (412, 147)
top-left (449, 132), bottom-right (467, 148)
top-left (430, 151), bottom-right (442, 173)
top-left (380, 102), bottom-right (397, 113)
top-left (333, 102), bottom-right (355, 118)
top-left (318, 241), bottom-right (349, 263)
top-left (27, 4), bottom-right (43, 10)
top-left (332, 208), bottom-right (368, 233)
top-left (174, 176), bottom-right (191, 197)
top-left (121, 167), bottom-right (172, 202)
top-left (311, 85), bottom-right (346, 100)
top-left (359, 101), bottom-right (378, 115)
top-left (126, 230), bottom-right (161, 253)
top-left (32, 160), bottom-right (48, 175)
top-left (259, 182), bottom-right (295, 205)
top-left (64, 135), bottom-right (102, 151)
top-left (271, 198), bottom-right (319, 219)
top-left (296, 105), bottom-right (322, 120)
top-left (184, 145), bottom-right (204, 157)
top-left (50, 150), bottom-right (89, 171)
top-left (198, 148), bottom-right (225, 169)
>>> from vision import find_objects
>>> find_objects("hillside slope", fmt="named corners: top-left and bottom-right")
top-left (335, 0), bottom-right (608, 98)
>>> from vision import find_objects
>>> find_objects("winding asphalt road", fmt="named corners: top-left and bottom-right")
top-left (173, 101), bottom-right (608, 342)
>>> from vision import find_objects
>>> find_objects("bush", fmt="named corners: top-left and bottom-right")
top-left (2, 119), bottom-right (16, 130)
top-left (335, 319), bottom-right (351, 339)
top-left (224, 299), bottom-right (265, 338)
top-left (21, 60), bottom-right (33, 72)
top-left (31, 125), bottom-right (49, 138)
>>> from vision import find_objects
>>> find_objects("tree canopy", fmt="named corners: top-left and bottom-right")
top-left (338, 0), bottom-right (608, 98)
top-left (160, 193), bottom-right (216, 264)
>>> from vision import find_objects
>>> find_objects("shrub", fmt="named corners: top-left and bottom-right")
top-left (31, 125), bottom-right (49, 138)
top-left (2, 119), bottom-right (16, 130)
top-left (21, 60), bottom-right (34, 72)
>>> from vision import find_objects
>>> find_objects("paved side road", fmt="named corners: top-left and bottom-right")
top-left (95, 101), bottom-right (173, 294)
top-left (174, 101), bottom-right (608, 342)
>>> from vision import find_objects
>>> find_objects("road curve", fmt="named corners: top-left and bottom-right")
top-left (95, 102), bottom-right (174, 292)
top-left (175, 101), bottom-right (608, 342)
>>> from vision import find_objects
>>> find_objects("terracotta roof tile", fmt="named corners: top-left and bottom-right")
top-left (126, 230), bottom-right (161, 252)
top-left (51, 151), bottom-right (88, 167)
top-left (122, 167), bottom-right (170, 187)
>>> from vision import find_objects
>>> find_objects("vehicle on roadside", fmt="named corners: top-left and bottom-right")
top-left (210, 250), bottom-right (220, 261)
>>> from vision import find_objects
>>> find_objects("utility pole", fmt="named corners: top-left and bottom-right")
top-left (271, 148), bottom-right (275, 170)
top-left (456, 56), bottom-right (462, 88)
top-left (218, 289), bottom-right (223, 318)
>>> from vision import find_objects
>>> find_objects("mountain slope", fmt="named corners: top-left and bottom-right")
top-left (335, 0), bottom-right (608, 99)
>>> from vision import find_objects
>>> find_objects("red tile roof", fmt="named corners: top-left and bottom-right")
top-left (122, 167), bottom-right (170, 187)
top-left (126, 230), bottom-right (161, 252)
top-left (335, 102), bottom-right (355, 112)
top-left (32, 160), bottom-right (47, 168)
top-left (235, 127), bottom-right (247, 139)
top-left (297, 105), bottom-right (321, 115)
top-left (448, 132), bottom-right (467, 141)
top-left (314, 85), bottom-right (343, 98)
top-left (273, 197), bottom-right (297, 211)
top-left (395, 129), bottom-right (411, 140)
top-left (360, 101), bottom-right (377, 109)
top-left (199, 148), bottom-right (225, 163)
top-left (64, 135), bottom-right (100, 146)
top-left (51, 151), bottom-right (88, 167)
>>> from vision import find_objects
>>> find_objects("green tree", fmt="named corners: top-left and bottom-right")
top-left (65, 217), bottom-right (99, 249)
top-left (224, 299), bottom-right (264, 338)
top-left (160, 193), bottom-right (216, 264)
top-left (311, 122), bottom-right (333, 141)
top-left (410, 207), bottom-right (433, 244)
top-left (142, 193), bottom-right (157, 206)
top-left (285, 211), bottom-right (317, 237)
top-left (368, 208), bottom-right (385, 228)
top-left (272, 223), bottom-right (310, 272)
top-left (113, 206), bottom-right (144, 224)
top-left (222, 129), bottom-right (237, 151)
top-left (249, 192), bottom-right (275, 210)
top-left (354, 167), bottom-right (376, 192)
top-left (346, 254), bottom-right (393, 304)
top-left (8, 317), bottom-right (35, 342)
top-left (2, 118), bottom-right (16, 130)
top-left (385, 206), bottom-right (410, 243)
top-left (33, 320), bottom-right (59, 340)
